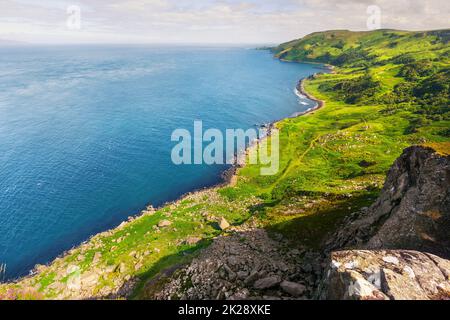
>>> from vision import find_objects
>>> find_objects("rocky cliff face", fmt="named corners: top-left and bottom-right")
top-left (318, 250), bottom-right (450, 300)
top-left (320, 145), bottom-right (450, 300)
top-left (327, 146), bottom-right (449, 256)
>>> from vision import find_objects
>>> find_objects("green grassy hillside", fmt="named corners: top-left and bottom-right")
top-left (274, 29), bottom-right (449, 120)
top-left (1, 29), bottom-right (449, 300)
top-left (225, 29), bottom-right (449, 247)
top-left (275, 29), bottom-right (449, 65)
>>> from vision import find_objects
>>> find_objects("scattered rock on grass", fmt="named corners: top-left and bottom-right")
top-left (158, 220), bottom-right (172, 228)
top-left (219, 218), bottom-right (230, 230)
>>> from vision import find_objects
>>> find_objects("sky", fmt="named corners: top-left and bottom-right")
top-left (0, 0), bottom-right (449, 44)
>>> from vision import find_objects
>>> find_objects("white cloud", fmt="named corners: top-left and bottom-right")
top-left (0, 0), bottom-right (448, 44)
top-left (108, 0), bottom-right (171, 12)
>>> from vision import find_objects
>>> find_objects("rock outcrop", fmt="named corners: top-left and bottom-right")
top-left (318, 250), bottom-right (450, 300)
top-left (320, 145), bottom-right (450, 300)
top-left (327, 146), bottom-right (449, 257)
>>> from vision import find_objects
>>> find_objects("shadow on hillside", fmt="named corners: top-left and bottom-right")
top-left (85, 240), bottom-right (211, 300)
top-left (249, 192), bottom-right (377, 249)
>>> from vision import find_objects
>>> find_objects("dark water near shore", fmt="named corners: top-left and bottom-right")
top-left (0, 45), bottom-right (323, 279)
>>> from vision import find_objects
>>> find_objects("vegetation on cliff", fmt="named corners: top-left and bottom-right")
top-left (275, 30), bottom-right (449, 122)
top-left (1, 29), bottom-right (448, 300)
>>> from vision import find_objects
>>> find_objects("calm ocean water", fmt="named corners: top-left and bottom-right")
top-left (0, 46), bottom-right (323, 279)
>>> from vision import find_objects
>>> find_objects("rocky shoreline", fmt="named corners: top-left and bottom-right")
top-left (222, 71), bottom-right (329, 188)
top-left (294, 76), bottom-right (325, 116)
top-left (151, 69), bottom-right (330, 206)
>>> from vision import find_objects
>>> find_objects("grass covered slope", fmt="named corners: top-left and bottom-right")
top-left (230, 28), bottom-right (449, 245)
top-left (1, 29), bottom-right (449, 300)
top-left (274, 29), bottom-right (449, 121)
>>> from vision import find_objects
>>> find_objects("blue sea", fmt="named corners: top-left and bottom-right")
top-left (0, 45), bottom-right (323, 280)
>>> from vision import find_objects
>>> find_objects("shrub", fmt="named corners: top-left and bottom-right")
top-left (398, 60), bottom-right (436, 80)
top-left (332, 73), bottom-right (380, 104)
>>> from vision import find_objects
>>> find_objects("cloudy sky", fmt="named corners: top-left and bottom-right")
top-left (1, 0), bottom-right (449, 44)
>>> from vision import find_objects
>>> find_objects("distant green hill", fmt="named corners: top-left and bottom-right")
top-left (274, 29), bottom-right (449, 66)
top-left (274, 29), bottom-right (450, 123)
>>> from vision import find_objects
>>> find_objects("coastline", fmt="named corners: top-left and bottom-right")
top-left (140, 66), bottom-right (331, 218)
top-left (3, 61), bottom-right (329, 292)
top-left (295, 76), bottom-right (326, 113)
top-left (280, 57), bottom-right (335, 72)
top-left (223, 71), bottom-right (328, 188)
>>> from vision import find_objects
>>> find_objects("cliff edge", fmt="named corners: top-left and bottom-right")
top-left (320, 145), bottom-right (450, 300)
top-left (326, 145), bottom-right (449, 256)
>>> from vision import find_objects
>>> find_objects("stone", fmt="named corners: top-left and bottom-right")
top-left (158, 220), bottom-right (172, 228)
top-left (319, 250), bottom-right (450, 300)
top-left (253, 276), bottom-right (281, 290)
top-left (118, 263), bottom-right (127, 274)
top-left (128, 251), bottom-right (137, 258)
top-left (347, 271), bottom-right (388, 300)
top-left (105, 265), bottom-right (116, 273)
top-left (382, 256), bottom-right (399, 265)
top-left (244, 271), bottom-right (260, 286)
top-left (67, 274), bottom-right (81, 291)
top-left (81, 272), bottom-right (99, 288)
top-left (228, 289), bottom-right (250, 300)
top-left (222, 264), bottom-right (237, 281)
top-left (280, 281), bottom-right (306, 297)
top-left (92, 252), bottom-right (102, 264)
top-left (227, 256), bottom-right (239, 266)
top-left (135, 263), bottom-right (143, 271)
top-left (98, 286), bottom-right (112, 296)
top-left (219, 217), bottom-right (230, 230)
top-left (34, 264), bottom-right (47, 273)
top-left (237, 271), bottom-right (249, 280)
top-left (184, 237), bottom-right (201, 245)
top-left (66, 265), bottom-right (80, 275)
